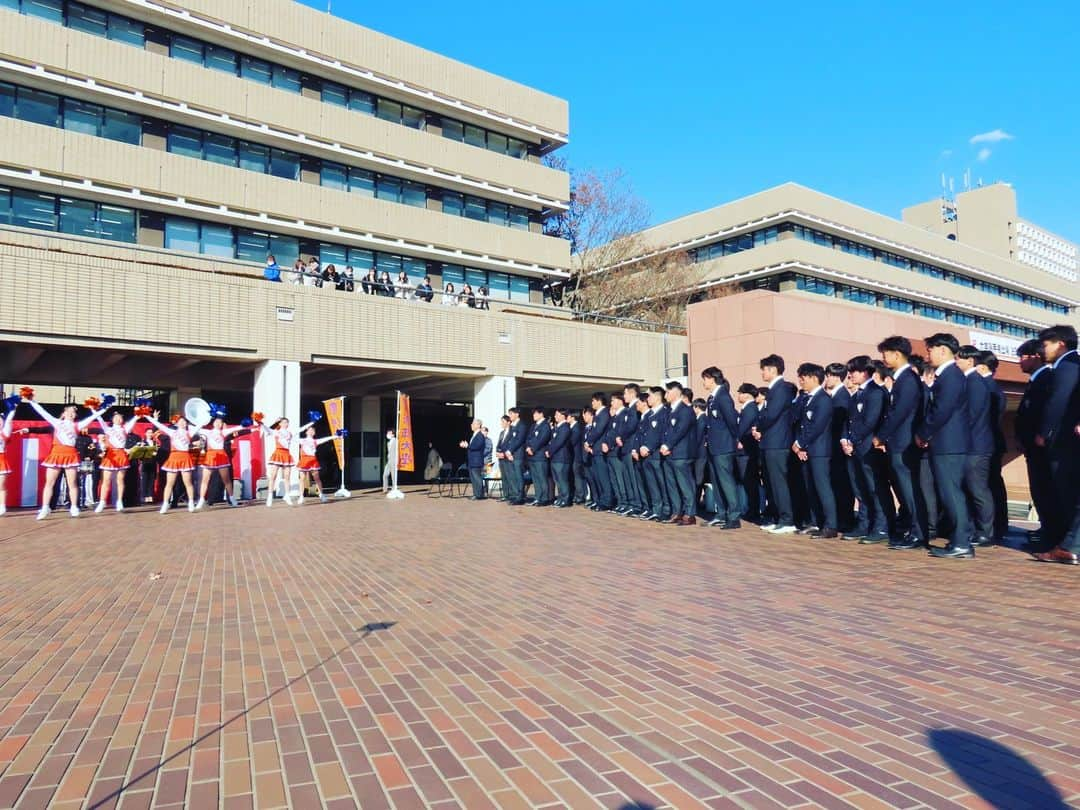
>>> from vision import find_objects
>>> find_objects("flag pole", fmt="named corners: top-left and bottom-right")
top-left (334, 395), bottom-right (350, 498)
top-left (388, 389), bottom-right (405, 499)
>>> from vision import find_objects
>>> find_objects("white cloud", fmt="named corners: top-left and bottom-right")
top-left (977, 147), bottom-right (992, 162)
top-left (969, 129), bottom-right (1014, 144)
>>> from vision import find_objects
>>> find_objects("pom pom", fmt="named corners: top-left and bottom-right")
top-left (102, 394), bottom-right (116, 408)
top-left (251, 411), bottom-right (264, 424)
top-left (134, 404), bottom-right (152, 417)
top-left (210, 402), bottom-right (227, 418)
top-left (19, 386), bottom-right (34, 401)
top-left (240, 417), bottom-right (253, 428)
top-left (308, 410), bottom-right (323, 423)
top-left (4, 394), bottom-right (20, 413)
top-left (84, 396), bottom-right (102, 410)
top-left (335, 428), bottom-right (349, 437)
top-left (170, 413), bottom-right (181, 424)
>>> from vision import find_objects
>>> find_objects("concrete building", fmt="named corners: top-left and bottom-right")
top-left (903, 183), bottom-right (1079, 284)
top-left (0, 0), bottom-right (685, 484)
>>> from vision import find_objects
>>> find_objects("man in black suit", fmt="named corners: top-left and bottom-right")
top-left (734, 383), bottom-right (760, 522)
top-left (568, 411), bottom-right (588, 505)
top-left (581, 408), bottom-right (599, 508)
top-left (875, 336), bottom-right (926, 550)
top-left (621, 384), bottom-right (646, 516)
top-left (824, 362), bottom-right (855, 533)
top-left (586, 393), bottom-right (614, 510)
top-left (1032, 324), bottom-right (1080, 564)
top-left (842, 355), bottom-right (891, 544)
top-left (494, 415), bottom-right (511, 502)
top-left (635, 386), bottom-right (670, 522)
top-left (915, 359), bottom-right (940, 541)
top-left (751, 354), bottom-right (797, 534)
top-left (977, 351), bottom-right (1009, 541)
top-left (503, 407), bottom-right (527, 505)
top-left (700, 366), bottom-right (742, 529)
top-left (547, 408), bottom-right (573, 507)
top-left (691, 398), bottom-right (709, 516)
top-left (792, 363), bottom-right (837, 539)
top-left (459, 418), bottom-right (488, 500)
top-left (612, 388), bottom-right (643, 516)
top-left (916, 333), bottom-right (973, 559)
top-left (660, 381), bottom-right (696, 525)
top-left (1015, 340), bottom-right (1054, 552)
top-left (525, 407), bottom-right (552, 506)
top-left (957, 345), bottom-right (996, 547)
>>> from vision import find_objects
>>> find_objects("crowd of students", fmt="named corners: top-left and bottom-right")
top-left (475, 325), bottom-right (1080, 564)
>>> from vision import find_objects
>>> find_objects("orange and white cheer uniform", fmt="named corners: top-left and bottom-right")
top-left (0, 411), bottom-right (16, 476)
top-left (297, 435), bottom-right (335, 472)
top-left (97, 416), bottom-right (139, 471)
top-left (28, 399), bottom-right (102, 469)
top-left (200, 426), bottom-right (242, 469)
top-left (147, 416), bottom-right (200, 472)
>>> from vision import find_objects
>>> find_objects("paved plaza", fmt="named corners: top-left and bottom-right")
top-left (0, 493), bottom-right (1076, 809)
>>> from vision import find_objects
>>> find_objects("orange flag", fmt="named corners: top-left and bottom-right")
top-left (322, 396), bottom-right (346, 469)
top-left (396, 392), bottom-right (415, 472)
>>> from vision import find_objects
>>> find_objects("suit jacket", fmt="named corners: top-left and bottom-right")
top-left (548, 422), bottom-right (571, 464)
top-left (505, 420), bottom-right (526, 459)
top-left (569, 421), bottom-right (584, 464)
top-left (661, 401), bottom-right (694, 459)
top-left (796, 388), bottom-right (833, 457)
top-left (1039, 350), bottom-right (1079, 449)
top-left (984, 375), bottom-right (1007, 457)
top-left (615, 407), bottom-right (640, 458)
top-left (756, 379), bottom-right (797, 450)
top-left (704, 386), bottom-right (739, 454)
top-left (582, 421), bottom-right (597, 466)
top-left (466, 431), bottom-right (486, 469)
top-left (916, 362), bottom-right (971, 455)
top-left (965, 370), bottom-right (994, 455)
top-left (591, 407), bottom-right (611, 456)
top-left (690, 414), bottom-right (706, 460)
top-left (829, 386), bottom-right (851, 454)
top-left (638, 406), bottom-right (668, 456)
top-left (845, 383), bottom-right (886, 456)
top-left (526, 420), bottom-right (551, 456)
top-left (876, 367), bottom-right (922, 453)
top-left (736, 402), bottom-right (759, 457)
top-left (495, 428), bottom-right (508, 454)
top-left (1016, 367), bottom-right (1053, 452)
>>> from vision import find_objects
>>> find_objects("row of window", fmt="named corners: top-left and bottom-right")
top-left (0, 185), bottom-right (136, 242)
top-left (688, 220), bottom-right (1070, 315)
top-left (162, 217), bottom-right (534, 301)
top-left (787, 274), bottom-right (1037, 338)
top-left (0, 0), bottom-right (540, 160)
top-left (0, 80), bottom-right (536, 230)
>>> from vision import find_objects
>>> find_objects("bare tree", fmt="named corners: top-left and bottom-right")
top-left (544, 158), bottom-right (704, 329)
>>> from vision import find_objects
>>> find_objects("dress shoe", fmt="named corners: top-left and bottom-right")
top-left (859, 532), bottom-right (889, 545)
top-left (842, 531), bottom-right (867, 541)
top-left (667, 514), bottom-right (684, 524)
top-left (796, 525), bottom-right (820, 535)
top-left (680, 516), bottom-right (697, 526)
top-left (811, 528), bottom-right (838, 539)
top-left (648, 514), bottom-right (665, 522)
top-left (555, 502), bottom-right (572, 508)
top-left (721, 520), bottom-right (742, 530)
top-left (930, 545), bottom-right (975, 559)
top-left (1032, 547), bottom-right (1079, 565)
top-left (972, 535), bottom-right (995, 548)
top-left (638, 512), bottom-right (656, 521)
top-left (888, 539), bottom-right (924, 550)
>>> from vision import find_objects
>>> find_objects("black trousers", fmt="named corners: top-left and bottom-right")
top-left (830, 453), bottom-right (855, 531)
top-left (849, 449), bottom-right (892, 534)
top-left (497, 459), bottom-right (510, 499)
top-left (932, 453), bottom-right (971, 549)
top-left (1025, 450), bottom-right (1055, 550)
top-left (802, 455), bottom-right (837, 530)
top-left (551, 462), bottom-right (571, 505)
top-left (663, 458), bottom-right (695, 517)
top-left (528, 457), bottom-right (550, 503)
top-left (641, 458), bottom-right (670, 517)
top-left (506, 458), bottom-right (525, 502)
top-left (888, 446), bottom-right (923, 541)
top-left (761, 449), bottom-right (793, 526)
top-left (591, 454), bottom-right (614, 508)
top-left (468, 467), bottom-right (485, 499)
top-left (708, 452), bottom-right (740, 524)
top-left (788, 452), bottom-right (811, 527)
top-left (572, 460), bottom-right (588, 503)
top-left (736, 453), bottom-right (760, 520)
top-left (919, 450), bottom-right (939, 539)
top-left (1047, 448), bottom-right (1080, 547)
top-left (989, 452), bottom-right (1008, 539)
top-left (963, 453), bottom-right (994, 540)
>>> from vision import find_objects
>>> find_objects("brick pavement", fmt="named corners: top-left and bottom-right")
top-left (0, 494), bottom-right (1077, 809)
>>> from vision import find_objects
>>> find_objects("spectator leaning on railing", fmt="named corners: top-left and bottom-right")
top-left (442, 282), bottom-right (457, 306)
top-left (263, 254), bottom-right (282, 282)
top-left (416, 276), bottom-right (434, 302)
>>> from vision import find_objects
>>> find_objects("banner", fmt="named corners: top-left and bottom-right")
top-left (396, 392), bottom-right (414, 472)
top-left (322, 396), bottom-right (346, 469)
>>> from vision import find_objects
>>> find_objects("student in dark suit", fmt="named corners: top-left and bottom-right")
top-left (977, 351), bottom-right (1009, 540)
top-left (841, 355), bottom-right (891, 544)
top-left (525, 407), bottom-right (552, 506)
top-left (503, 407), bottom-right (527, 505)
top-left (824, 363), bottom-right (855, 533)
top-left (547, 409), bottom-right (573, 507)
top-left (875, 336), bottom-right (926, 550)
top-left (957, 345), bottom-right (996, 547)
top-left (734, 383), bottom-right (760, 523)
top-left (751, 354), bottom-right (797, 534)
top-left (700, 367), bottom-right (742, 529)
top-left (1032, 324), bottom-right (1080, 564)
top-left (789, 386), bottom-right (813, 531)
top-left (635, 387), bottom-right (670, 522)
top-left (568, 411), bottom-right (588, 505)
top-left (915, 360), bottom-right (940, 541)
top-left (792, 363), bottom-right (837, 538)
top-left (621, 384), bottom-right (646, 515)
top-left (600, 394), bottom-right (627, 510)
top-left (1015, 340), bottom-right (1054, 552)
top-left (494, 415), bottom-right (511, 502)
top-left (691, 398), bottom-right (708, 515)
top-left (660, 381), bottom-right (696, 525)
top-left (613, 389), bottom-right (643, 516)
top-left (581, 408), bottom-right (599, 507)
top-left (916, 333), bottom-right (974, 559)
top-left (459, 419), bottom-right (488, 500)
top-left (587, 393), bottom-right (614, 510)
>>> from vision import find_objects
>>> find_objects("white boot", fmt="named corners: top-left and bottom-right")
top-left (95, 500), bottom-right (106, 514)
top-left (116, 502), bottom-right (124, 512)
top-left (195, 498), bottom-right (206, 510)
top-left (227, 495), bottom-right (238, 507)
top-left (0, 504), bottom-right (6, 516)
top-left (297, 494), bottom-right (305, 505)
top-left (160, 502), bottom-right (171, 514)
top-left (319, 493), bottom-right (327, 504)
top-left (187, 500), bottom-right (195, 512)
top-left (70, 504), bottom-right (80, 518)
top-left (265, 493), bottom-right (273, 508)
top-left (283, 493), bottom-right (294, 506)
top-left (36, 506), bottom-right (50, 520)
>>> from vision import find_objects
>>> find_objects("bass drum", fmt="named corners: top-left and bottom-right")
top-left (184, 397), bottom-right (212, 427)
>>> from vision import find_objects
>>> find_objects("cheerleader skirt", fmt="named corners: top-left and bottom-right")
top-left (200, 449), bottom-right (231, 469)
top-left (42, 445), bottom-right (80, 469)
top-left (100, 447), bottom-right (130, 471)
top-left (162, 450), bottom-right (195, 473)
top-left (297, 454), bottom-right (320, 472)
top-left (0, 456), bottom-right (10, 476)
top-left (268, 448), bottom-right (294, 467)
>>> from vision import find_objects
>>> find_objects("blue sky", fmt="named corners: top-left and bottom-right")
top-left (302, 0), bottom-right (1079, 242)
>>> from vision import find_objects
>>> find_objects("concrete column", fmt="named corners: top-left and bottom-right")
top-left (359, 395), bottom-right (380, 483)
top-left (253, 360), bottom-right (301, 494)
top-left (473, 376), bottom-right (516, 437)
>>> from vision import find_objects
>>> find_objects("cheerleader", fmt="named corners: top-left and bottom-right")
top-left (259, 416), bottom-right (316, 507)
top-left (146, 410), bottom-right (200, 513)
top-left (95, 408), bottom-right (138, 513)
top-left (196, 415), bottom-right (244, 509)
top-left (0, 406), bottom-right (30, 516)
top-left (25, 395), bottom-right (104, 519)
top-left (296, 425), bottom-right (336, 504)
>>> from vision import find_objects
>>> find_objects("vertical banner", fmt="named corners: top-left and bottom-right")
top-left (322, 396), bottom-right (346, 469)
top-left (396, 392), bottom-right (415, 472)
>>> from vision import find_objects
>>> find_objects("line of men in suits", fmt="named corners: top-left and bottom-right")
top-left (483, 324), bottom-right (1080, 564)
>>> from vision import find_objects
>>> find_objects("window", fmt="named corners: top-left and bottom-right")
top-left (442, 120), bottom-right (464, 142)
top-left (321, 162), bottom-right (347, 191)
top-left (11, 189), bottom-right (56, 230)
top-left (24, 0), bottom-right (62, 22)
top-left (269, 149), bottom-right (299, 180)
top-left (102, 108), bottom-right (140, 144)
top-left (464, 125), bottom-right (485, 149)
top-left (487, 132), bottom-right (508, 155)
top-left (882, 295), bottom-right (914, 313)
top-left (441, 264), bottom-right (464, 288)
top-left (442, 191), bottom-right (463, 217)
top-left (318, 243), bottom-right (347, 267)
top-left (271, 64), bottom-right (301, 93)
top-left (17, 88), bottom-right (60, 127)
top-left (238, 141), bottom-right (268, 174)
top-left (376, 176), bottom-right (402, 203)
top-left (401, 105), bottom-right (424, 130)
top-left (170, 35), bottom-right (204, 64)
top-left (508, 138), bottom-right (528, 160)
top-left (205, 44), bottom-right (238, 74)
top-left (0, 82), bottom-right (13, 118)
top-left (487, 271), bottom-right (510, 300)
top-left (236, 228), bottom-right (269, 263)
top-left (377, 98), bottom-right (402, 124)
top-left (58, 197), bottom-right (96, 237)
top-left (62, 98), bottom-right (101, 135)
top-left (349, 169), bottom-right (374, 197)
top-left (269, 233), bottom-right (298, 268)
top-left (164, 217), bottom-right (201, 253)
top-left (66, 1), bottom-right (106, 35)
top-left (404, 257), bottom-right (426, 282)
top-left (464, 195), bottom-right (486, 221)
top-left (96, 204), bottom-right (135, 242)
top-left (203, 133), bottom-right (238, 166)
top-left (797, 276), bottom-right (835, 296)
top-left (509, 275), bottom-right (530, 302)
top-left (919, 304), bottom-right (946, 320)
top-left (200, 222), bottom-right (234, 257)
top-left (839, 285), bottom-right (876, 305)
top-left (0, 186), bottom-right (11, 225)
top-left (322, 82), bottom-right (348, 107)
top-left (107, 14), bottom-right (143, 45)
top-left (167, 125), bottom-right (203, 159)
top-left (465, 268), bottom-right (486, 291)
top-left (509, 207), bottom-right (529, 231)
top-left (348, 90), bottom-right (375, 115)
top-left (347, 248), bottom-right (374, 273)
top-left (487, 201), bottom-right (508, 227)
top-left (952, 312), bottom-right (975, 326)
top-left (402, 181), bottom-right (426, 208)
top-left (240, 55), bottom-right (272, 85)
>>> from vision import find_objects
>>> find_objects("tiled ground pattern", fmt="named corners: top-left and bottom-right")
top-left (0, 493), bottom-right (1077, 809)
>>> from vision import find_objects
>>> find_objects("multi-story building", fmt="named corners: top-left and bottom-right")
top-left (0, 0), bottom-right (685, 484)
top-left (903, 182), bottom-right (1078, 283)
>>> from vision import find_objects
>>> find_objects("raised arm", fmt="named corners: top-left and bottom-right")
top-left (77, 408), bottom-right (105, 431)
top-left (222, 425), bottom-right (245, 438)
top-left (2, 409), bottom-right (15, 439)
top-left (124, 416), bottom-right (139, 433)
top-left (298, 421), bottom-right (316, 434)
top-left (25, 398), bottom-right (61, 429)
top-left (315, 435), bottom-right (337, 447)
top-left (145, 413), bottom-right (173, 436)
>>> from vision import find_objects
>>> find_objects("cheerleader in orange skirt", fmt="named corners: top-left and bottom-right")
top-left (146, 410), bottom-right (200, 514)
top-left (0, 404), bottom-right (30, 516)
top-left (26, 394), bottom-right (105, 519)
top-left (296, 425), bottom-right (337, 504)
top-left (259, 416), bottom-right (317, 507)
top-left (95, 407), bottom-right (137, 513)
top-left (196, 415), bottom-right (245, 510)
